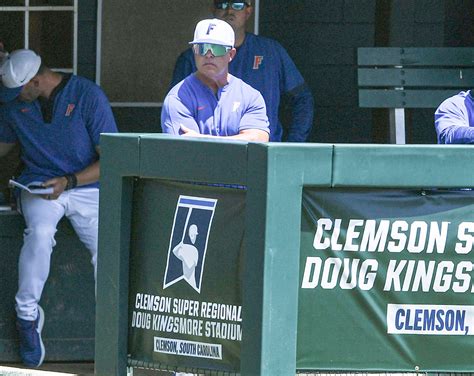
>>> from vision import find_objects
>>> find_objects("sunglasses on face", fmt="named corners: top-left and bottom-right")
top-left (214, 2), bottom-right (248, 11)
top-left (193, 43), bottom-right (232, 57)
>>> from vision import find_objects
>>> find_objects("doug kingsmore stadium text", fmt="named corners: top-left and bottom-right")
top-left (301, 218), bottom-right (474, 336)
top-left (132, 294), bottom-right (242, 341)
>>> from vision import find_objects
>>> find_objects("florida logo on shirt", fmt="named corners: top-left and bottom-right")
top-left (253, 55), bottom-right (264, 69)
top-left (232, 102), bottom-right (241, 112)
top-left (65, 104), bottom-right (75, 117)
top-left (163, 195), bottom-right (218, 293)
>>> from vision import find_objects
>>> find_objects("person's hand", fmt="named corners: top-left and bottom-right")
top-left (41, 176), bottom-right (68, 200)
top-left (180, 124), bottom-right (204, 137)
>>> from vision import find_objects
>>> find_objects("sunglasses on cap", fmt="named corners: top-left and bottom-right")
top-left (214, 2), bottom-right (249, 11)
top-left (193, 43), bottom-right (232, 57)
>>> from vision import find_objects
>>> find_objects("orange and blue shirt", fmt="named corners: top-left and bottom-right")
top-left (0, 74), bottom-right (117, 186)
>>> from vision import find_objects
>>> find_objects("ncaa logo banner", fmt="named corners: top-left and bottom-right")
top-left (163, 195), bottom-right (217, 293)
top-left (128, 180), bottom-right (244, 373)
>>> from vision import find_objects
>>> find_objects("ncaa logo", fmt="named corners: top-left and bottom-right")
top-left (163, 195), bottom-right (218, 293)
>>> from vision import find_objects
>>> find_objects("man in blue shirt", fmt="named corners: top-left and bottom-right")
top-left (0, 42), bottom-right (22, 202)
top-left (0, 49), bottom-right (118, 367)
top-left (0, 42), bottom-right (21, 103)
top-left (435, 91), bottom-right (474, 144)
top-left (170, 0), bottom-right (314, 142)
top-left (162, 18), bottom-right (269, 141)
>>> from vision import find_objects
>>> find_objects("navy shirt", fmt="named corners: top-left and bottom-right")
top-left (170, 33), bottom-right (314, 142)
top-left (0, 75), bottom-right (118, 186)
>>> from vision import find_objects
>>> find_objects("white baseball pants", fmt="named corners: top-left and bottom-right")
top-left (15, 187), bottom-right (99, 321)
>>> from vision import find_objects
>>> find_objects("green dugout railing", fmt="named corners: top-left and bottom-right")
top-left (95, 134), bottom-right (474, 376)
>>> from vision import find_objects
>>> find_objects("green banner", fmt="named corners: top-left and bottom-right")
top-left (128, 180), bottom-right (245, 372)
top-left (298, 188), bottom-right (474, 372)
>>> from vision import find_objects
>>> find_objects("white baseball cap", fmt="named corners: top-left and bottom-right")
top-left (0, 49), bottom-right (41, 89)
top-left (189, 18), bottom-right (235, 47)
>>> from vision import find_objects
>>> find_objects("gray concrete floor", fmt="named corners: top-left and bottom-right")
top-left (1, 363), bottom-right (174, 376)
top-left (2, 362), bottom-right (95, 375)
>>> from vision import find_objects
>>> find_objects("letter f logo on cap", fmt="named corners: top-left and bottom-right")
top-left (190, 19), bottom-right (235, 47)
top-left (206, 23), bottom-right (216, 35)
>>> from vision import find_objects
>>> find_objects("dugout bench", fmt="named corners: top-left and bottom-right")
top-left (358, 47), bottom-right (474, 144)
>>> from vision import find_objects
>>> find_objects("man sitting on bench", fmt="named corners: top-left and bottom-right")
top-left (435, 91), bottom-right (474, 144)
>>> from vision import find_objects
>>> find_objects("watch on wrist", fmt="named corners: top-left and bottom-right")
top-left (65, 174), bottom-right (77, 190)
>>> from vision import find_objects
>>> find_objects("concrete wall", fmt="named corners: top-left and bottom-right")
top-left (77, 0), bottom-right (98, 81)
top-left (260, 0), bottom-right (376, 143)
top-left (256, 0), bottom-right (474, 144)
top-left (388, 0), bottom-right (445, 144)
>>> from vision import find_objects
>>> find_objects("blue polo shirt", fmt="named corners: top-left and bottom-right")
top-left (170, 32), bottom-right (314, 142)
top-left (0, 84), bottom-right (21, 103)
top-left (435, 90), bottom-right (474, 144)
top-left (161, 73), bottom-right (269, 136)
top-left (0, 75), bottom-right (118, 186)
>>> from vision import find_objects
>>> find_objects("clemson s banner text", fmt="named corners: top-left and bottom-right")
top-left (297, 188), bottom-right (474, 371)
